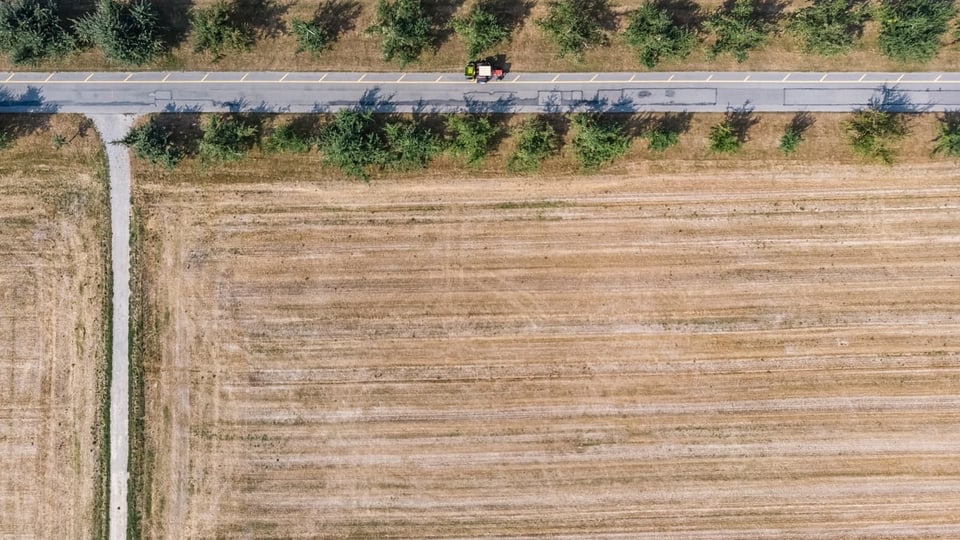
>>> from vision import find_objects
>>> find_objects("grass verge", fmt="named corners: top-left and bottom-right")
top-left (127, 205), bottom-right (148, 540)
top-left (92, 149), bottom-right (112, 540)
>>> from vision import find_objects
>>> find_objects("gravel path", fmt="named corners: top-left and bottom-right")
top-left (90, 114), bottom-right (137, 540)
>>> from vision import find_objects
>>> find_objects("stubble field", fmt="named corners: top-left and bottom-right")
top-left (133, 155), bottom-right (960, 537)
top-left (0, 116), bottom-right (110, 538)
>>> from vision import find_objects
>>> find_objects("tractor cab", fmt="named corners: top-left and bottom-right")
top-left (465, 60), bottom-right (504, 84)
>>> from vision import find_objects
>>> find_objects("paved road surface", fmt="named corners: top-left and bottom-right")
top-left (89, 114), bottom-right (137, 540)
top-left (3, 71), bottom-right (960, 113)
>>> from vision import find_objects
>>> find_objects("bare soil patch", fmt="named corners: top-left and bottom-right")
top-left (134, 143), bottom-right (960, 536)
top-left (0, 115), bottom-right (110, 539)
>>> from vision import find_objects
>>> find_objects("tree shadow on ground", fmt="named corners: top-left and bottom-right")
top-left (481, 0), bottom-right (534, 35)
top-left (152, 112), bottom-right (203, 156)
top-left (653, 0), bottom-right (704, 30)
top-left (308, 0), bottom-right (362, 47)
top-left (55, 0), bottom-right (97, 21)
top-left (0, 87), bottom-right (58, 136)
top-left (233, 0), bottom-right (290, 39)
top-left (422, 0), bottom-right (467, 48)
top-left (788, 111), bottom-right (815, 136)
top-left (725, 103), bottom-right (760, 143)
top-left (155, 0), bottom-right (195, 49)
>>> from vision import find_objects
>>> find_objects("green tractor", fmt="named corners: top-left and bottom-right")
top-left (464, 59), bottom-right (504, 84)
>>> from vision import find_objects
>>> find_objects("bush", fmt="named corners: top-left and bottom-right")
top-left (445, 115), bottom-right (500, 166)
top-left (787, 0), bottom-right (869, 56)
top-left (646, 128), bottom-right (680, 152)
top-left (190, 1), bottom-right (254, 58)
top-left (705, 0), bottom-right (774, 62)
top-left (708, 121), bottom-right (741, 153)
top-left (0, 0), bottom-right (75, 65)
top-left (451, 1), bottom-right (511, 59)
top-left (263, 123), bottom-right (311, 154)
top-left (317, 109), bottom-right (384, 179)
top-left (845, 108), bottom-right (908, 164)
top-left (366, 0), bottom-right (431, 66)
top-left (570, 113), bottom-right (631, 171)
top-left (74, 0), bottom-right (164, 65)
top-left (291, 19), bottom-right (330, 54)
top-left (118, 118), bottom-right (182, 169)
top-left (932, 112), bottom-right (960, 157)
top-left (507, 117), bottom-right (559, 173)
top-left (536, 0), bottom-right (613, 58)
top-left (778, 126), bottom-right (801, 155)
top-left (382, 120), bottom-right (441, 171)
top-left (198, 114), bottom-right (259, 162)
top-left (623, 2), bottom-right (696, 68)
top-left (878, 0), bottom-right (954, 63)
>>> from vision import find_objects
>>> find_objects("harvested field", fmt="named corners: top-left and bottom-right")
top-left (134, 156), bottom-right (960, 537)
top-left (0, 116), bottom-right (110, 538)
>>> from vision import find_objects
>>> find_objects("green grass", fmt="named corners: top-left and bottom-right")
top-left (92, 150), bottom-right (112, 540)
top-left (127, 207), bottom-right (147, 540)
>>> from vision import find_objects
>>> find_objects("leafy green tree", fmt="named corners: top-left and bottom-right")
top-left (263, 123), bottom-right (311, 154)
top-left (0, 0), bottom-right (75, 65)
top-left (708, 120), bottom-right (741, 153)
top-left (932, 112), bottom-right (960, 157)
top-left (291, 18), bottom-right (329, 54)
top-left (366, 0), bottom-right (431, 66)
top-left (787, 0), bottom-right (869, 56)
top-left (646, 128), bottom-right (680, 151)
top-left (317, 109), bottom-right (384, 179)
top-left (536, 0), bottom-right (612, 58)
top-left (118, 117), bottom-right (182, 169)
top-left (452, 1), bottom-right (511, 59)
top-left (845, 108), bottom-right (908, 164)
top-left (74, 0), bottom-right (163, 65)
top-left (199, 115), bottom-right (259, 162)
top-left (778, 126), bottom-right (801, 154)
top-left (570, 113), bottom-right (631, 171)
top-left (705, 0), bottom-right (774, 62)
top-left (507, 117), bottom-right (559, 173)
top-left (382, 120), bottom-right (441, 171)
top-left (445, 115), bottom-right (500, 166)
top-left (878, 0), bottom-right (954, 62)
top-left (190, 1), bottom-right (254, 58)
top-left (623, 2), bottom-right (696, 68)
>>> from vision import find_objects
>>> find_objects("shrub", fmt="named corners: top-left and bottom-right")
top-left (74, 0), bottom-right (164, 65)
top-left (507, 117), bottom-right (559, 173)
top-left (845, 108), bottom-right (908, 164)
top-left (198, 114), bottom-right (259, 162)
top-left (263, 123), bottom-right (311, 154)
top-left (878, 0), bottom-right (954, 63)
top-left (366, 0), bottom-right (431, 66)
top-left (536, 0), bottom-right (613, 58)
top-left (451, 1), bottom-right (511, 59)
top-left (445, 115), bottom-right (500, 166)
top-left (382, 120), bottom-right (441, 171)
top-left (190, 1), bottom-right (254, 58)
top-left (118, 117), bottom-right (182, 168)
top-left (0, 0), bottom-right (75, 65)
top-left (708, 121), bottom-right (741, 153)
top-left (778, 126), bottom-right (801, 155)
top-left (705, 0), bottom-right (774, 62)
top-left (623, 2), bottom-right (696, 68)
top-left (787, 0), bottom-right (869, 56)
top-left (646, 128), bottom-right (680, 152)
top-left (932, 112), bottom-right (960, 157)
top-left (291, 19), bottom-right (330, 54)
top-left (570, 113), bottom-right (631, 171)
top-left (316, 109), bottom-right (384, 179)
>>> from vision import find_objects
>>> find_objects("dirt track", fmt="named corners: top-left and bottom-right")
top-left (136, 163), bottom-right (960, 538)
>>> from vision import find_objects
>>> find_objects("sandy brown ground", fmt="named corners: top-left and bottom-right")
top-left (9, 0), bottom-right (960, 73)
top-left (134, 135), bottom-right (960, 537)
top-left (0, 116), bottom-right (110, 538)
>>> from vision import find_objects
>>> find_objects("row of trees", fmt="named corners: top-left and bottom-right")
top-left (115, 109), bottom-right (960, 176)
top-left (1, 0), bottom-right (957, 66)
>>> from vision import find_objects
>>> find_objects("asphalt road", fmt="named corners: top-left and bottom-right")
top-left (3, 71), bottom-right (960, 113)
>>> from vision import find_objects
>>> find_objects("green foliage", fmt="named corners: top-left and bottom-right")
top-left (536, 0), bottom-right (612, 58)
top-left (932, 113), bottom-right (960, 157)
top-left (708, 121), bottom-right (741, 153)
top-left (190, 1), bottom-right (254, 58)
top-left (452, 1), bottom-right (511, 58)
top-left (445, 115), bottom-right (500, 166)
top-left (0, 0), bottom-right (75, 65)
top-left (291, 19), bottom-right (330, 54)
top-left (0, 130), bottom-right (10, 151)
top-left (74, 0), bottom-right (163, 65)
top-left (877, 0), bottom-right (954, 62)
top-left (705, 0), bottom-right (774, 62)
top-left (845, 108), bottom-right (908, 164)
top-left (51, 133), bottom-right (67, 149)
top-left (199, 114), bottom-right (259, 162)
top-left (623, 2), bottom-right (696, 68)
top-left (787, 0), bottom-right (869, 56)
top-left (646, 128), bottom-right (680, 151)
top-left (119, 117), bottom-right (182, 168)
top-left (263, 123), bottom-right (311, 154)
top-left (366, 0), bottom-right (431, 66)
top-left (507, 117), bottom-right (559, 173)
top-left (382, 120), bottom-right (442, 171)
top-left (570, 113), bottom-right (631, 171)
top-left (778, 126), bottom-right (802, 154)
top-left (317, 109), bottom-right (384, 179)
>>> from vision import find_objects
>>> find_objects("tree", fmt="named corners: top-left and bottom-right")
top-left (623, 2), bottom-right (696, 68)
top-left (0, 0), bottom-right (75, 65)
top-left (190, 1), bottom-right (254, 59)
top-left (445, 115), bottom-right (500, 166)
top-left (932, 112), bottom-right (960, 157)
top-left (845, 108), bottom-right (908, 164)
top-left (778, 112), bottom-right (814, 155)
top-left (787, 0), bottom-right (869, 56)
top-left (705, 0), bottom-right (774, 62)
top-left (118, 117), bottom-right (182, 168)
top-left (382, 120), bottom-right (441, 171)
top-left (198, 114), bottom-right (259, 162)
top-left (570, 113), bottom-right (631, 171)
top-left (262, 123), bottom-right (311, 154)
top-left (316, 109), bottom-right (384, 179)
top-left (878, 0), bottom-right (954, 63)
top-left (451, 1), bottom-right (511, 59)
top-left (291, 18), bottom-right (330, 54)
top-left (366, 0), bottom-right (431, 67)
top-left (74, 0), bottom-right (163, 65)
top-left (708, 121), bottom-right (741, 153)
top-left (507, 117), bottom-right (559, 173)
top-left (536, 0), bottom-right (613, 58)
